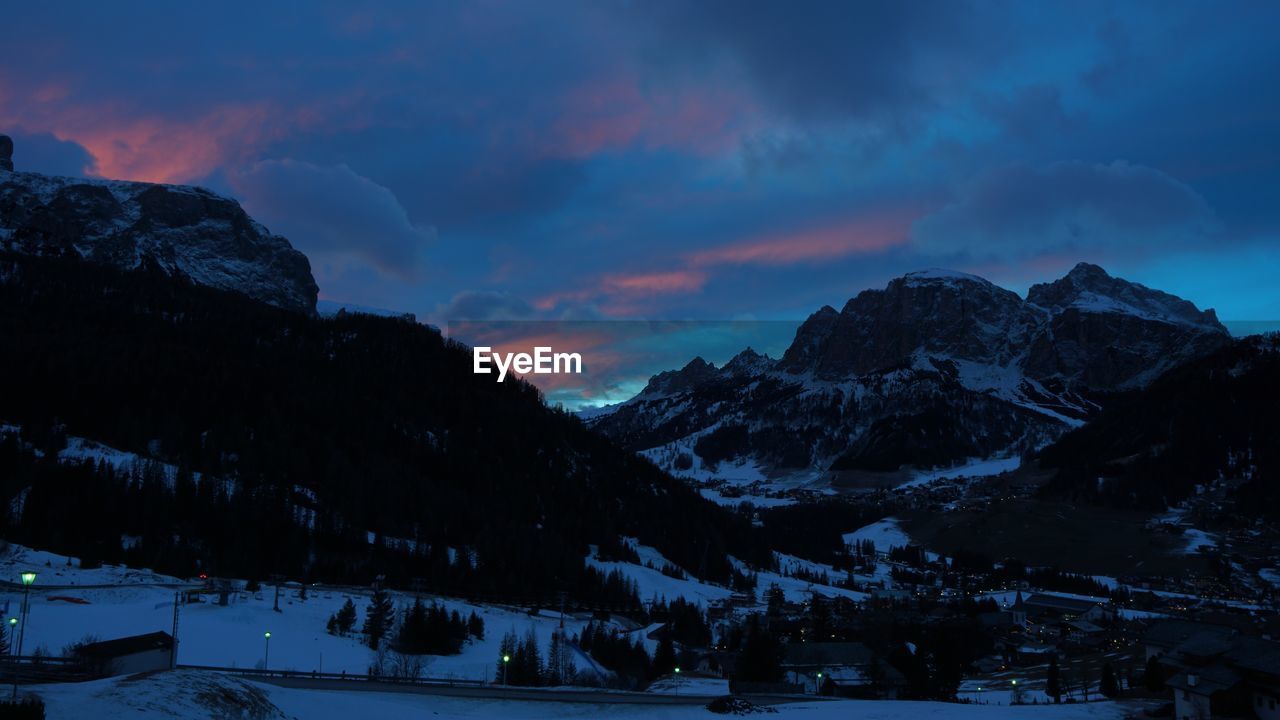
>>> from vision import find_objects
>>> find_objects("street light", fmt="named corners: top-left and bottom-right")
top-left (816, 671), bottom-right (823, 694)
top-left (263, 632), bottom-right (271, 671)
top-left (502, 654), bottom-right (510, 685)
top-left (12, 572), bottom-right (35, 699)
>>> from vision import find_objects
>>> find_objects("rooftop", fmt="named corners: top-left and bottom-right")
top-left (77, 631), bottom-right (174, 659)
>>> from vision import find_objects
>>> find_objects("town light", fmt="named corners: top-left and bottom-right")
top-left (503, 654), bottom-right (510, 663)
top-left (674, 667), bottom-right (681, 674)
top-left (264, 632), bottom-right (271, 639)
top-left (19, 572), bottom-right (35, 586)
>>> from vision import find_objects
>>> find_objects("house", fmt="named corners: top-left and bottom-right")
top-left (1151, 626), bottom-right (1280, 720)
top-left (76, 631), bottom-right (174, 677)
top-left (1020, 593), bottom-right (1115, 624)
top-left (1065, 619), bottom-right (1104, 646)
top-left (780, 642), bottom-right (905, 699)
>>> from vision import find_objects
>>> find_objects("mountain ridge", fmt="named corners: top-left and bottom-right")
top-left (591, 263), bottom-right (1230, 485)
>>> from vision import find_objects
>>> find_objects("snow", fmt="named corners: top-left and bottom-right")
top-left (902, 268), bottom-right (989, 285)
top-left (1179, 527), bottom-right (1217, 554)
top-left (27, 669), bottom-right (1137, 719)
top-left (645, 676), bottom-right (730, 695)
top-left (586, 542), bottom-right (733, 608)
top-left (58, 437), bottom-right (157, 474)
top-left (1, 543), bottom-right (615, 684)
top-left (1260, 568), bottom-right (1280, 590)
top-left (317, 300), bottom-right (415, 321)
top-left (900, 455), bottom-right (1022, 488)
top-left (741, 554), bottom-right (869, 605)
top-left (574, 403), bottom-right (622, 421)
top-left (842, 518), bottom-right (912, 553)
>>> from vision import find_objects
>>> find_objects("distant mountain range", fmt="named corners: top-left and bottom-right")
top-left (589, 264), bottom-right (1231, 484)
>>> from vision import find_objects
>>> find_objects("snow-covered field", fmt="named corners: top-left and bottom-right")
top-left (842, 517), bottom-right (912, 553)
top-left (27, 669), bottom-right (1138, 720)
top-left (901, 456), bottom-right (1022, 489)
top-left (0, 543), bottom-right (604, 681)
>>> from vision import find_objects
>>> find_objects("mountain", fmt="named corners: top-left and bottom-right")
top-left (590, 264), bottom-right (1230, 485)
top-left (0, 251), bottom-right (771, 597)
top-left (1038, 333), bottom-right (1279, 517)
top-left (0, 151), bottom-right (317, 314)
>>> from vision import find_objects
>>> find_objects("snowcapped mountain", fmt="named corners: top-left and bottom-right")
top-left (0, 166), bottom-right (318, 313)
top-left (590, 264), bottom-right (1230, 484)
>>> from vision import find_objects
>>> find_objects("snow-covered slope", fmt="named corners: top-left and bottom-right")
top-left (0, 168), bottom-right (317, 313)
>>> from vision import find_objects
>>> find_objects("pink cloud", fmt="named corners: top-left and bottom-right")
top-left (688, 210), bottom-right (916, 268)
top-left (0, 99), bottom-right (281, 184)
top-left (548, 75), bottom-right (757, 158)
top-left (534, 269), bottom-right (708, 312)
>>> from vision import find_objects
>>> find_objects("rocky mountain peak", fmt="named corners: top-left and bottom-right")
top-left (1027, 262), bottom-right (1225, 332)
top-left (782, 268), bottom-right (1037, 377)
top-left (724, 347), bottom-right (775, 376)
top-left (640, 355), bottom-right (720, 397)
top-left (0, 151), bottom-right (318, 314)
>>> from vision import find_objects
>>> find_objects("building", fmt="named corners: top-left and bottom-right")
top-left (1147, 621), bottom-right (1280, 720)
top-left (781, 642), bottom-right (905, 699)
top-left (1019, 593), bottom-right (1115, 624)
top-left (76, 631), bottom-right (174, 677)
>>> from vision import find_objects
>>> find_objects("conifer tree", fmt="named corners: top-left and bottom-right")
top-left (363, 588), bottom-right (394, 649)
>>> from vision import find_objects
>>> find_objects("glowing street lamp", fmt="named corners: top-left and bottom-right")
top-left (12, 572), bottom-right (36, 698)
top-left (263, 632), bottom-right (272, 671)
top-left (502, 654), bottom-right (510, 685)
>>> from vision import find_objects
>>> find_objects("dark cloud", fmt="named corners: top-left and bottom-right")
top-left (978, 85), bottom-right (1081, 144)
top-left (231, 159), bottom-right (434, 279)
top-left (913, 161), bottom-right (1220, 260)
top-left (435, 291), bottom-right (537, 322)
top-left (633, 0), bottom-right (999, 125)
top-left (4, 132), bottom-right (94, 177)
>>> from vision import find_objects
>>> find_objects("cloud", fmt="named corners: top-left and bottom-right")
top-left (231, 159), bottom-right (434, 279)
top-left (977, 84), bottom-right (1080, 143)
top-left (3, 131), bottom-right (94, 177)
top-left (435, 291), bottom-right (537, 322)
top-left (688, 211), bottom-right (913, 267)
top-left (912, 161), bottom-right (1221, 260)
top-left (632, 0), bottom-right (997, 125)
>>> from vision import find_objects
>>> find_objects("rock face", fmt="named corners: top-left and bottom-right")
top-left (780, 270), bottom-right (1042, 377)
top-left (0, 167), bottom-right (318, 314)
top-left (1023, 263), bottom-right (1228, 389)
top-left (590, 264), bottom-right (1231, 482)
top-left (0, 135), bottom-right (13, 172)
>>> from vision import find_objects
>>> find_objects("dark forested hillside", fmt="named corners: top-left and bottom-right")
top-left (1038, 334), bottom-right (1279, 517)
top-left (0, 253), bottom-right (772, 597)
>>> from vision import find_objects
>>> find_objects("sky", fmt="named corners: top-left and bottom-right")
top-left (3, 1), bottom-right (1279, 335)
